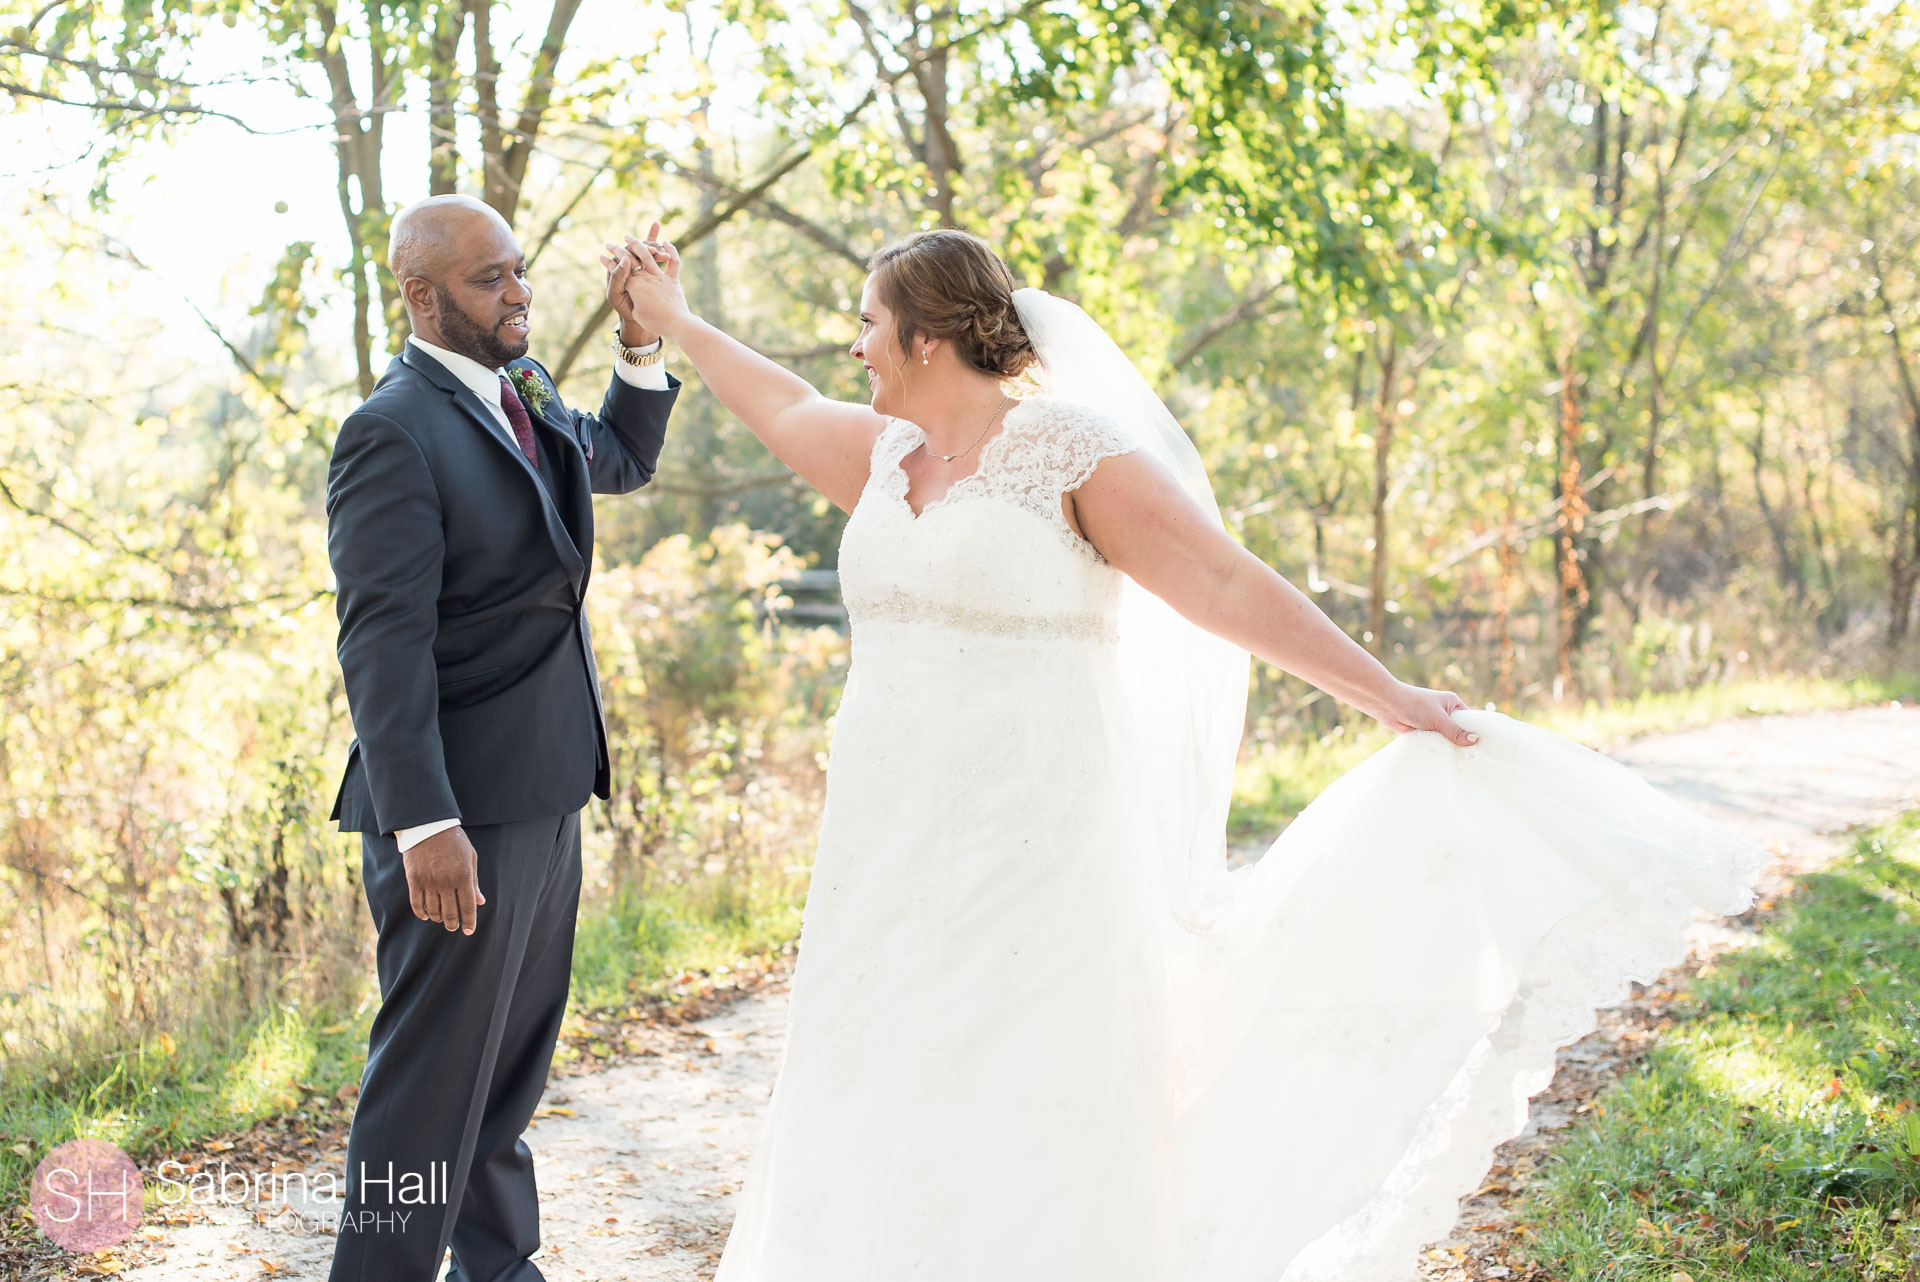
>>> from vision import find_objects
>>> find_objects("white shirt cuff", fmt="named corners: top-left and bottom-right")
top-left (612, 338), bottom-right (669, 391)
top-left (395, 818), bottom-right (461, 852)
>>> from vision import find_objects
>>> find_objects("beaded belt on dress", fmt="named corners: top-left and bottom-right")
top-left (845, 588), bottom-right (1119, 643)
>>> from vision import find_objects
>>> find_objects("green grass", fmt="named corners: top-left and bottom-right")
top-left (567, 875), bottom-right (804, 1016)
top-left (0, 1003), bottom-right (371, 1220)
top-left (1515, 808), bottom-right (1920, 1280)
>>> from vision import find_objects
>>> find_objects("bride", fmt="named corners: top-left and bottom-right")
top-left (603, 228), bottom-right (1762, 1281)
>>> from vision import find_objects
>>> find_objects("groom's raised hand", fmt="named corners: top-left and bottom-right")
top-left (403, 826), bottom-right (487, 935)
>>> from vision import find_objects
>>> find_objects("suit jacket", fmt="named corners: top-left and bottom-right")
top-left (326, 343), bottom-right (679, 834)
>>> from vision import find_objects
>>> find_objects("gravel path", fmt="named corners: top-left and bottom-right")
top-left (112, 703), bottom-right (1920, 1281)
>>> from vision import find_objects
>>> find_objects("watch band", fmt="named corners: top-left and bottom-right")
top-left (610, 327), bottom-right (665, 368)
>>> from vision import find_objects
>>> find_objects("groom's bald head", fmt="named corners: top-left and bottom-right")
top-left (389, 194), bottom-right (511, 291)
top-left (388, 194), bottom-right (533, 367)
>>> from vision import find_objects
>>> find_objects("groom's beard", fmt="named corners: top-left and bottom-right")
top-left (433, 285), bottom-right (531, 368)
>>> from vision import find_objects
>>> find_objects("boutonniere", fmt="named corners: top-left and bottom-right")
top-left (506, 367), bottom-right (553, 415)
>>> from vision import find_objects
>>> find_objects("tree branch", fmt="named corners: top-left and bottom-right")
top-left (551, 84), bottom-right (882, 384)
top-left (1171, 279), bottom-right (1287, 368)
top-left (680, 164), bottom-right (867, 267)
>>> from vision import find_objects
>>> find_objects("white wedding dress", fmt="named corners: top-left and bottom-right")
top-left (709, 393), bottom-right (1764, 1282)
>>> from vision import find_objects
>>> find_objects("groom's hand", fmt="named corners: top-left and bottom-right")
top-left (607, 220), bottom-right (673, 349)
top-left (403, 826), bottom-right (487, 935)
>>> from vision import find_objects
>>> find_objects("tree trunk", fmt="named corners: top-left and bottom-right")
top-left (1640, 159), bottom-right (1667, 498)
top-left (1871, 255), bottom-right (1920, 663)
top-left (470, 0), bottom-right (584, 224)
top-left (314, 2), bottom-right (397, 396)
top-left (496, 0), bottom-right (585, 221)
top-left (1746, 413), bottom-right (1804, 600)
top-left (1554, 352), bottom-right (1589, 700)
top-left (1494, 500), bottom-right (1520, 707)
top-left (1888, 556), bottom-right (1917, 663)
top-left (468, 0), bottom-right (505, 216)
top-left (1794, 430), bottom-right (1840, 618)
top-left (1366, 329), bottom-right (1400, 657)
top-left (428, 5), bottom-right (466, 195)
top-left (912, 16), bottom-right (959, 228)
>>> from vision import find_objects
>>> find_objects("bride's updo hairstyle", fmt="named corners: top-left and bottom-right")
top-left (868, 229), bottom-right (1038, 380)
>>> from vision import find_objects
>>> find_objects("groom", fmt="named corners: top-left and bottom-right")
top-left (325, 194), bottom-right (679, 1282)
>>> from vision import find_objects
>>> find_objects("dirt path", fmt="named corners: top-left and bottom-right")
top-left (110, 704), bottom-right (1920, 1282)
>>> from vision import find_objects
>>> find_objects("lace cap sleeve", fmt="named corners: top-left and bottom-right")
top-left (1010, 396), bottom-right (1137, 496)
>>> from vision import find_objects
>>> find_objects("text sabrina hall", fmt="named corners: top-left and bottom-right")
top-left (154, 1159), bottom-right (451, 1208)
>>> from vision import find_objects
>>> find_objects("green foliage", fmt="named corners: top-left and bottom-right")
top-left (584, 525), bottom-right (842, 965)
top-left (1518, 808), bottom-right (1920, 1280)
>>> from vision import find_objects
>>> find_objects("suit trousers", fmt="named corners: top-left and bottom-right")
top-left (328, 811), bottom-right (582, 1282)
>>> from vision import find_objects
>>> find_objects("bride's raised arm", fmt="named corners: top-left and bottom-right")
top-left (1070, 453), bottom-right (1480, 748)
top-left (604, 234), bottom-right (885, 513)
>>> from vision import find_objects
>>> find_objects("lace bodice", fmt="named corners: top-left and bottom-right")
top-left (838, 395), bottom-right (1137, 645)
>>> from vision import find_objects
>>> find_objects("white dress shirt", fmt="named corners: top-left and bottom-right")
top-left (395, 335), bottom-right (669, 852)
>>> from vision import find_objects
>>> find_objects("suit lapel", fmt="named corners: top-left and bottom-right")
top-left (518, 371), bottom-right (595, 559)
top-left (401, 347), bottom-right (586, 586)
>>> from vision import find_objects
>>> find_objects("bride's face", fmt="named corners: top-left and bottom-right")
top-left (850, 276), bottom-right (914, 414)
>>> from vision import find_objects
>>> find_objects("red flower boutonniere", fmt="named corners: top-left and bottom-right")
top-left (506, 367), bottom-right (553, 415)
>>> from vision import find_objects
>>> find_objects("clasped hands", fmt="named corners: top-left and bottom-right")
top-left (601, 220), bottom-right (692, 348)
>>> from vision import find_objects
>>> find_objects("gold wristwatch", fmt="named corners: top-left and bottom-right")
top-left (610, 327), bottom-right (665, 368)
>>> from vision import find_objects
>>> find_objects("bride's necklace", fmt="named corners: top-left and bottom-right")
top-left (919, 395), bottom-right (1013, 463)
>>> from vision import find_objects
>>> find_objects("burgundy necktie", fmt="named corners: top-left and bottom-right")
top-left (497, 376), bottom-right (540, 468)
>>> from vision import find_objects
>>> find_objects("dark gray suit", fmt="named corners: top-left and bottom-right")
top-left (326, 342), bottom-right (677, 1282)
